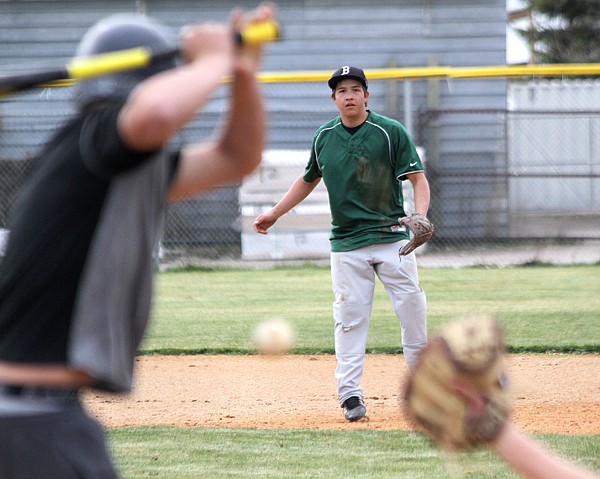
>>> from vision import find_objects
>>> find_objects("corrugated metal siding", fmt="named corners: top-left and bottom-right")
top-left (0, 3), bottom-right (142, 160)
top-left (507, 81), bottom-right (600, 237)
top-left (0, 0), bottom-right (507, 244)
top-left (0, 0), bottom-right (507, 147)
top-left (508, 80), bottom-right (600, 111)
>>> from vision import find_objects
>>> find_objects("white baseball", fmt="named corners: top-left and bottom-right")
top-left (253, 318), bottom-right (296, 355)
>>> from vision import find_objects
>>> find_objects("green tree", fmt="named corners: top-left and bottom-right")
top-left (519, 0), bottom-right (600, 63)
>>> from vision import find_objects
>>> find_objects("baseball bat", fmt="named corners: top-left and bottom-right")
top-left (0, 19), bottom-right (280, 97)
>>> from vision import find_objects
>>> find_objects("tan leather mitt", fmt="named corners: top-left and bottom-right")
top-left (404, 315), bottom-right (512, 451)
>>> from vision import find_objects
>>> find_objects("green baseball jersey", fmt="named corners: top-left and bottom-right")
top-left (303, 111), bottom-right (424, 252)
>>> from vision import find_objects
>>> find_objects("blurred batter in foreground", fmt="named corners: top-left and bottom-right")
top-left (0, 4), bottom-right (276, 478)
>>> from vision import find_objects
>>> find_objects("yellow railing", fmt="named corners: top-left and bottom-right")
top-left (257, 63), bottom-right (600, 83)
top-left (38, 63), bottom-right (600, 90)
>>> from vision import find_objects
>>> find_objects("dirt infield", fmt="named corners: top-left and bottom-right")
top-left (83, 354), bottom-right (600, 435)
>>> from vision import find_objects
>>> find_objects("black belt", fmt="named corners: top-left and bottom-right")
top-left (0, 384), bottom-right (79, 400)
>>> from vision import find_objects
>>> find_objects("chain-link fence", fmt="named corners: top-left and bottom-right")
top-left (416, 108), bottom-right (600, 239)
top-left (1, 82), bottom-right (599, 267)
top-left (409, 107), bottom-right (599, 266)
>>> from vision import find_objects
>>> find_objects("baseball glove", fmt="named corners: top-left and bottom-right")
top-left (404, 315), bottom-right (512, 451)
top-left (398, 213), bottom-right (434, 256)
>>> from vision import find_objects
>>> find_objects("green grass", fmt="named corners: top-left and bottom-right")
top-left (143, 264), bottom-right (600, 354)
top-left (110, 264), bottom-right (600, 478)
top-left (109, 427), bottom-right (600, 479)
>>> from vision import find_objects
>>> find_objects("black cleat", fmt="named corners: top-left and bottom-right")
top-left (342, 396), bottom-right (366, 422)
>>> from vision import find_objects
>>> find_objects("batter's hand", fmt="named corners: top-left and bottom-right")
top-left (253, 210), bottom-right (278, 234)
top-left (230, 3), bottom-right (277, 73)
top-left (179, 20), bottom-right (232, 63)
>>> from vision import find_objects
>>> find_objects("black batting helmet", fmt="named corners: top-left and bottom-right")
top-left (73, 14), bottom-right (177, 109)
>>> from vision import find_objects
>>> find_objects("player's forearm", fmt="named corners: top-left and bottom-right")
top-left (271, 176), bottom-right (318, 218)
top-left (153, 54), bottom-right (230, 121)
top-left (411, 175), bottom-right (431, 216)
top-left (490, 422), bottom-right (598, 479)
top-left (119, 53), bottom-right (230, 150)
top-left (218, 66), bottom-right (266, 178)
top-left (413, 188), bottom-right (430, 216)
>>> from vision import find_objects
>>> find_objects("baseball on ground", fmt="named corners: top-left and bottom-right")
top-left (253, 318), bottom-right (296, 355)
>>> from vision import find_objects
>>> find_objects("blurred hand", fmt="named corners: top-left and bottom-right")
top-left (179, 22), bottom-right (233, 67)
top-left (230, 2), bottom-right (278, 73)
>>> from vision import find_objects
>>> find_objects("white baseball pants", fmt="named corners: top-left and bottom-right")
top-left (330, 240), bottom-right (427, 405)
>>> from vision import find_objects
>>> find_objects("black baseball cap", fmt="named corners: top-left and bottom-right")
top-left (328, 66), bottom-right (368, 90)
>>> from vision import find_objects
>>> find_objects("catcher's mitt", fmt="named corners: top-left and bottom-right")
top-left (398, 213), bottom-right (434, 256)
top-left (404, 315), bottom-right (512, 451)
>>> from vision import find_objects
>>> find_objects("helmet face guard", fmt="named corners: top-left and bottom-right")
top-left (74, 14), bottom-right (177, 109)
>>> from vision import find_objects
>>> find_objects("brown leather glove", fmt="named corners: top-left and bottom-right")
top-left (398, 213), bottom-right (434, 255)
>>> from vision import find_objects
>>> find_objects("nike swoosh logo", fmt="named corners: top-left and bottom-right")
top-left (409, 162), bottom-right (418, 167)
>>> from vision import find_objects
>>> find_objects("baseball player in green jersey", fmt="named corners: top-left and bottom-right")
top-left (254, 65), bottom-right (432, 422)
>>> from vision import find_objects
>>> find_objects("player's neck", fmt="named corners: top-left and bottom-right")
top-left (341, 109), bottom-right (369, 128)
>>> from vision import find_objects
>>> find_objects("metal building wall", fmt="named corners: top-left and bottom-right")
top-left (507, 80), bottom-right (600, 238)
top-left (0, 0), bottom-right (507, 247)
